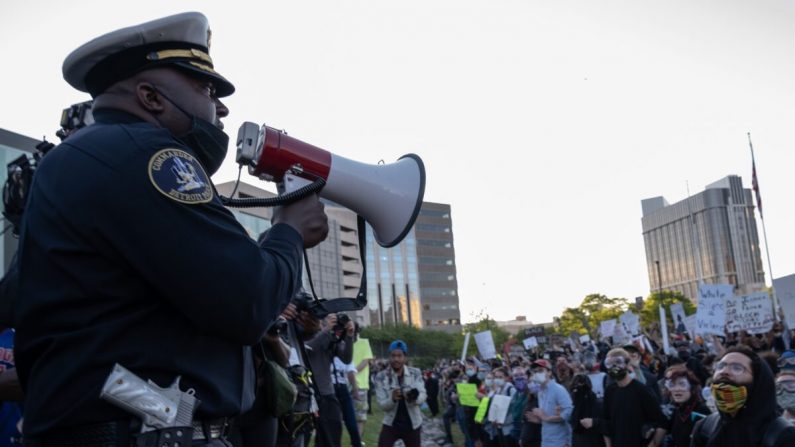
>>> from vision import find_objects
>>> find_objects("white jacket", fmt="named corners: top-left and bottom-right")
top-left (374, 365), bottom-right (427, 430)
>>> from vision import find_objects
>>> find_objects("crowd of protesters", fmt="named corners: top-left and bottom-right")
top-left (395, 323), bottom-right (795, 447)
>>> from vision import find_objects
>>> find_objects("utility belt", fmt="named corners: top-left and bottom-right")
top-left (24, 418), bottom-right (229, 447)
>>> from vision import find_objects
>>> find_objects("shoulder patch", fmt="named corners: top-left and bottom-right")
top-left (148, 148), bottom-right (213, 204)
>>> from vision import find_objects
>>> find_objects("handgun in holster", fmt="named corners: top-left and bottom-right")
top-left (100, 363), bottom-right (201, 447)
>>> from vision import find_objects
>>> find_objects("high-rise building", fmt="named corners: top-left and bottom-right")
top-left (415, 202), bottom-right (461, 331)
top-left (641, 175), bottom-right (765, 301)
top-left (365, 201), bottom-right (461, 333)
top-left (215, 181), bottom-right (365, 322)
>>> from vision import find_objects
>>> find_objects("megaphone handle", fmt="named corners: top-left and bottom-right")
top-left (282, 173), bottom-right (314, 194)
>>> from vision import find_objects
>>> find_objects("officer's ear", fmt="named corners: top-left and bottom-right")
top-left (136, 82), bottom-right (166, 114)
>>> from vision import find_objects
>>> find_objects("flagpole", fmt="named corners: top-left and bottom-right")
top-left (748, 132), bottom-right (779, 319)
top-left (686, 181), bottom-right (704, 286)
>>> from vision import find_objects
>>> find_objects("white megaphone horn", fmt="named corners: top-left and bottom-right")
top-left (236, 122), bottom-right (426, 248)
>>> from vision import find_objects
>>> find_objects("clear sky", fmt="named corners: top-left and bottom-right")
top-left (2, 1), bottom-right (794, 324)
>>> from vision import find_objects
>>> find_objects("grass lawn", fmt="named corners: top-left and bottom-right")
top-left (341, 397), bottom-right (465, 447)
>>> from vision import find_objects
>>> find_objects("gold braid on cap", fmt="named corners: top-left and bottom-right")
top-left (147, 49), bottom-right (213, 65)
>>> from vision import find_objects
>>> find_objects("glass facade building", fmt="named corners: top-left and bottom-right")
top-left (365, 201), bottom-right (461, 332)
top-left (365, 226), bottom-right (422, 327)
top-left (641, 175), bottom-right (765, 301)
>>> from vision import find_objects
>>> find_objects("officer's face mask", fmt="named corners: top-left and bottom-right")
top-left (153, 87), bottom-right (229, 176)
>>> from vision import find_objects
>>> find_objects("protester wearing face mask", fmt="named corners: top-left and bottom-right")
top-left (602, 348), bottom-right (666, 447)
top-left (775, 370), bottom-right (795, 422)
top-left (623, 343), bottom-right (662, 403)
top-left (461, 358), bottom-right (482, 447)
top-left (692, 345), bottom-right (795, 447)
top-left (506, 367), bottom-right (529, 447)
top-left (488, 368), bottom-right (517, 447)
top-left (582, 353), bottom-right (607, 401)
top-left (570, 373), bottom-right (605, 447)
top-left (529, 359), bottom-right (573, 447)
top-left (521, 368), bottom-right (543, 447)
top-left (661, 365), bottom-right (709, 447)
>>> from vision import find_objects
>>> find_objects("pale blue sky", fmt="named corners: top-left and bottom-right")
top-left (2, 1), bottom-right (794, 323)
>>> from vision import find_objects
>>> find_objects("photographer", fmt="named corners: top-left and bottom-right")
top-left (374, 340), bottom-right (427, 447)
top-left (306, 313), bottom-right (354, 447)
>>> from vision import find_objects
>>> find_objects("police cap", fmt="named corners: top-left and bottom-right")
top-left (62, 12), bottom-right (235, 98)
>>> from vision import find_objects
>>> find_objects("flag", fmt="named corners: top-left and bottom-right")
top-left (752, 159), bottom-right (763, 219)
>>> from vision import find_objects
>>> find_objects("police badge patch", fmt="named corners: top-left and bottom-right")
top-left (148, 149), bottom-right (213, 204)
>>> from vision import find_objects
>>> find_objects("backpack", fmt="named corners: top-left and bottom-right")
top-left (696, 413), bottom-right (793, 447)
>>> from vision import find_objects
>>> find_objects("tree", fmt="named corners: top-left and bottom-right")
top-left (556, 293), bottom-right (629, 339)
top-left (458, 310), bottom-right (511, 359)
top-left (640, 290), bottom-right (695, 332)
top-left (361, 324), bottom-right (461, 368)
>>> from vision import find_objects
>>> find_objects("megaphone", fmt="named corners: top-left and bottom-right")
top-left (236, 122), bottom-right (426, 248)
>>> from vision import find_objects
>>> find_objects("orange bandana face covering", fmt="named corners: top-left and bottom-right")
top-left (711, 382), bottom-right (748, 417)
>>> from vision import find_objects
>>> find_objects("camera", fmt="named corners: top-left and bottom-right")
top-left (333, 313), bottom-right (351, 333)
top-left (396, 387), bottom-right (419, 403)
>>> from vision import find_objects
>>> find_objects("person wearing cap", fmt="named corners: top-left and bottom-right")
top-left (778, 349), bottom-right (795, 372)
top-left (11, 12), bottom-right (329, 445)
top-left (528, 359), bottom-right (573, 447)
top-left (374, 340), bottom-right (426, 447)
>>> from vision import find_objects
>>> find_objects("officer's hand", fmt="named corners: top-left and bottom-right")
top-left (297, 311), bottom-right (321, 336)
top-left (280, 303), bottom-right (298, 321)
top-left (272, 193), bottom-right (329, 248)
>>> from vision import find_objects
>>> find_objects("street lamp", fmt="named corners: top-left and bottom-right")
top-left (655, 260), bottom-right (663, 295)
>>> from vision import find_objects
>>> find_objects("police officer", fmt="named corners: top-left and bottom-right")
top-left (12, 12), bottom-right (328, 446)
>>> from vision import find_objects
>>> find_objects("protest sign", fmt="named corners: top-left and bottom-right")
top-left (523, 337), bottom-right (538, 350)
top-left (474, 397), bottom-right (490, 423)
top-left (579, 334), bottom-right (591, 344)
top-left (659, 305), bottom-right (671, 354)
top-left (670, 302), bottom-right (687, 334)
top-left (599, 319), bottom-right (616, 339)
top-left (725, 292), bottom-right (775, 334)
top-left (684, 314), bottom-right (697, 338)
top-left (456, 383), bottom-right (480, 407)
top-left (774, 274), bottom-right (795, 328)
top-left (524, 325), bottom-right (546, 338)
top-left (461, 332), bottom-right (470, 362)
top-left (613, 320), bottom-right (630, 345)
top-left (620, 311), bottom-right (640, 336)
top-left (487, 395), bottom-right (512, 423)
top-left (696, 284), bottom-right (731, 335)
top-left (474, 330), bottom-right (497, 359)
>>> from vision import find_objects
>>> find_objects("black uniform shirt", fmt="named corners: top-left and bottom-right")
top-left (14, 109), bottom-right (304, 435)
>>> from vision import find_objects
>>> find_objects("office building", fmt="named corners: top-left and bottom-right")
top-left (415, 202), bottom-right (461, 331)
top-left (215, 181), bottom-right (364, 322)
top-left (365, 201), bottom-right (461, 332)
top-left (641, 175), bottom-right (765, 301)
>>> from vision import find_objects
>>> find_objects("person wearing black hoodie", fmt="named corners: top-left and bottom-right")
top-left (569, 374), bottom-right (605, 447)
top-left (691, 345), bottom-right (795, 447)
